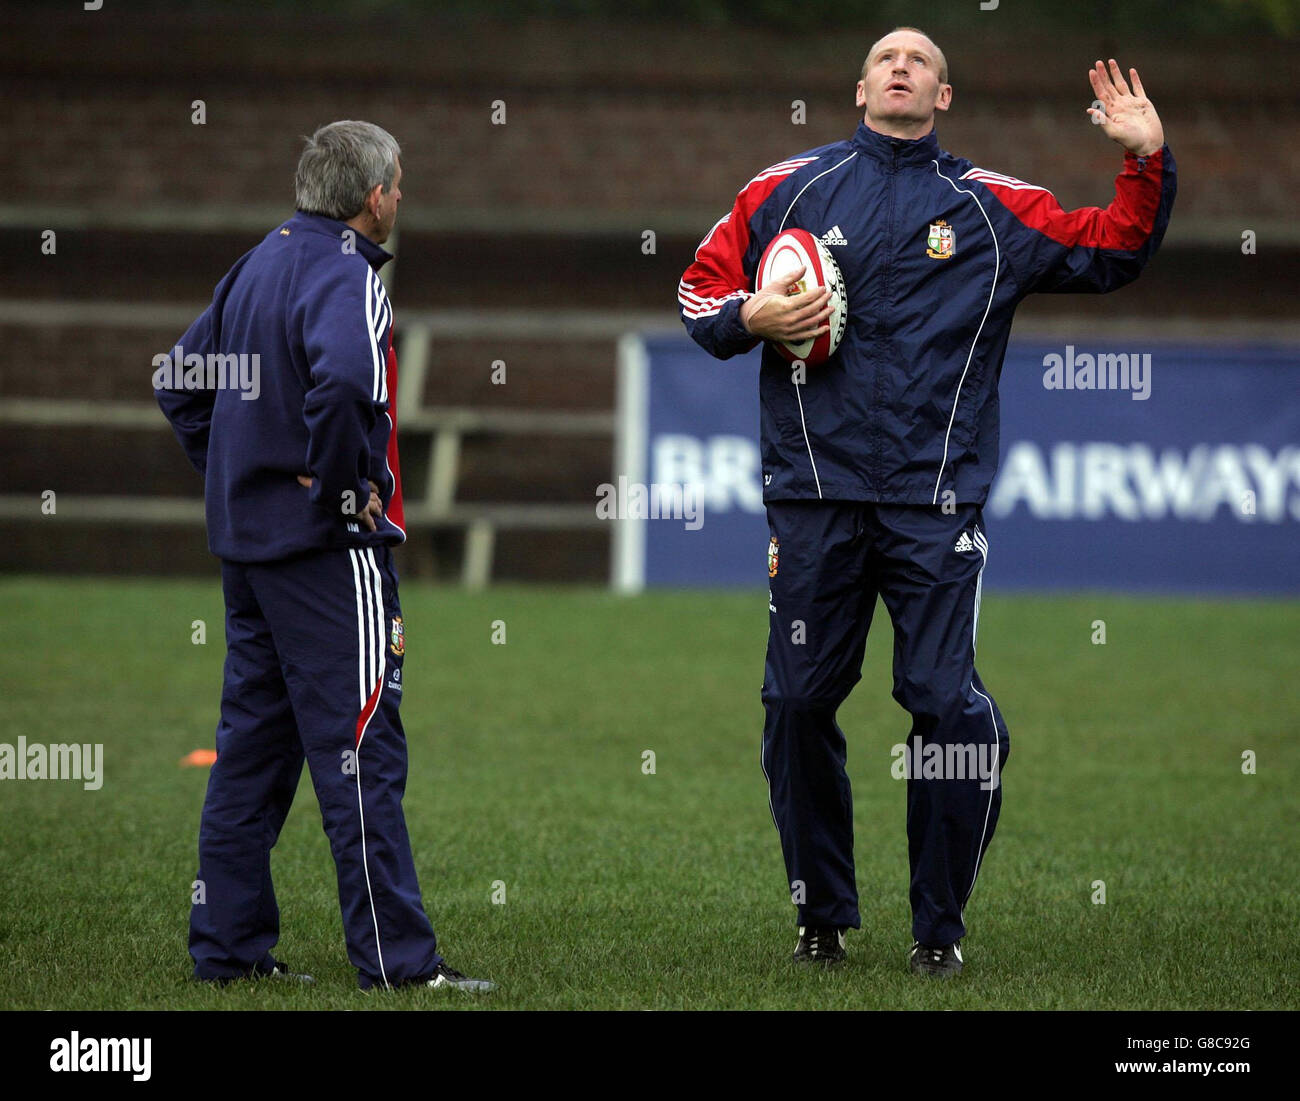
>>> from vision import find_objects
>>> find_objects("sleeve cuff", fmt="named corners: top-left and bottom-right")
top-left (1125, 143), bottom-right (1166, 172)
top-left (720, 297), bottom-right (760, 352)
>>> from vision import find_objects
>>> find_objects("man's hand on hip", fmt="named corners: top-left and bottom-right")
top-left (1087, 59), bottom-right (1164, 157)
top-left (741, 264), bottom-right (833, 344)
top-left (297, 475), bottom-right (383, 532)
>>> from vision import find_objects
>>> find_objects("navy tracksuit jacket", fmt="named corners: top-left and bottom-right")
top-left (157, 211), bottom-right (440, 988)
top-left (680, 122), bottom-right (1176, 945)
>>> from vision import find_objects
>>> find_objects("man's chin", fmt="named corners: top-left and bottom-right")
top-left (869, 106), bottom-right (933, 128)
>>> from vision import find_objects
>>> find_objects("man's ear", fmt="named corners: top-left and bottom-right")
top-left (854, 79), bottom-right (867, 108)
top-left (367, 182), bottom-right (384, 219)
top-left (936, 83), bottom-right (953, 113)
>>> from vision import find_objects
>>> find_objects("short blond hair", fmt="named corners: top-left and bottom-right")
top-left (862, 26), bottom-right (948, 85)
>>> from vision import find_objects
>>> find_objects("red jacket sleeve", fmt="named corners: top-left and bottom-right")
top-left (968, 144), bottom-right (1176, 296)
top-left (678, 156), bottom-right (818, 359)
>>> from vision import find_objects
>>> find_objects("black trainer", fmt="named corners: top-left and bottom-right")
top-left (909, 940), bottom-right (963, 977)
top-left (424, 962), bottom-right (496, 992)
top-left (793, 926), bottom-right (847, 965)
top-left (199, 957), bottom-right (315, 986)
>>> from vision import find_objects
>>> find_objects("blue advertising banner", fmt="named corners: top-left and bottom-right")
top-left (613, 333), bottom-right (1300, 595)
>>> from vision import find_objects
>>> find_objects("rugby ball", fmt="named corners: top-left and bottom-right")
top-left (754, 229), bottom-right (847, 366)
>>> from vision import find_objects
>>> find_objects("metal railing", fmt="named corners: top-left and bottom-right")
top-left (0, 302), bottom-right (680, 587)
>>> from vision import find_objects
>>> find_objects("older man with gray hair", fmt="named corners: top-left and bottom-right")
top-left (157, 120), bottom-right (493, 993)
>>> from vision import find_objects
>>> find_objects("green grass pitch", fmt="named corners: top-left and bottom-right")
top-left (1, 576), bottom-right (1296, 1010)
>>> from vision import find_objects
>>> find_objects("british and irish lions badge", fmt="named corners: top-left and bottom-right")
top-left (768, 536), bottom-right (779, 579)
top-left (926, 219), bottom-right (956, 260)
top-left (389, 615), bottom-right (405, 657)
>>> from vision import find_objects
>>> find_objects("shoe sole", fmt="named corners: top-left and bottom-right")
top-left (197, 972), bottom-right (315, 986)
top-left (909, 962), bottom-right (962, 978)
top-left (427, 978), bottom-right (497, 992)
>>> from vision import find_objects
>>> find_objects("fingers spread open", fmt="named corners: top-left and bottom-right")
top-left (1108, 58), bottom-right (1132, 97)
top-left (1089, 63), bottom-right (1113, 106)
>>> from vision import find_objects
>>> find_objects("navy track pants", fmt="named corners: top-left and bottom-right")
top-left (761, 501), bottom-right (1010, 947)
top-left (189, 545), bottom-right (441, 988)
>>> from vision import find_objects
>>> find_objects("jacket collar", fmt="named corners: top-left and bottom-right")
top-left (285, 210), bottom-right (394, 272)
top-left (851, 121), bottom-right (941, 167)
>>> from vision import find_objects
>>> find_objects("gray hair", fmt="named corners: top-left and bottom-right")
top-left (294, 120), bottom-right (401, 220)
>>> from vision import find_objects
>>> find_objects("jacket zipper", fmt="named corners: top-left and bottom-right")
top-left (872, 143), bottom-right (901, 491)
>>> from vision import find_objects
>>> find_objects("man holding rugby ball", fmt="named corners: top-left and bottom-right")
top-left (678, 27), bottom-right (1174, 976)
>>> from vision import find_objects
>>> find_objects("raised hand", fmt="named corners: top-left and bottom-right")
top-left (1086, 59), bottom-right (1164, 158)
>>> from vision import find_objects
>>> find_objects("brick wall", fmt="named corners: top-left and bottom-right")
top-left (3, 11), bottom-right (1296, 229)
